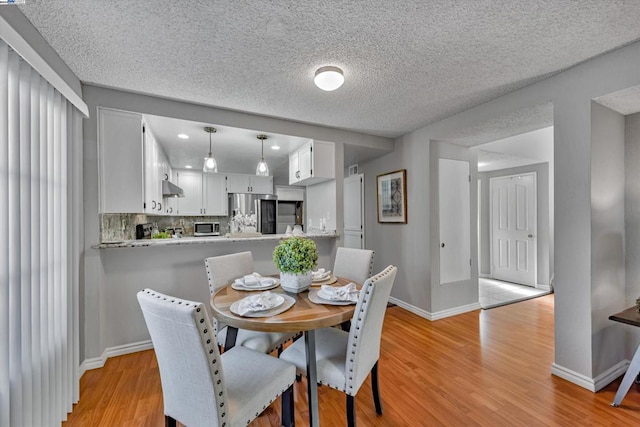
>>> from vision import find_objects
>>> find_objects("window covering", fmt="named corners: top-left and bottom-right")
top-left (0, 37), bottom-right (82, 427)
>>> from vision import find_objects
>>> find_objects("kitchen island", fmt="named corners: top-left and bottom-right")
top-left (84, 232), bottom-right (339, 368)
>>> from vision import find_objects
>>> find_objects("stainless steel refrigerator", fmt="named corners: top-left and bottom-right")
top-left (228, 193), bottom-right (277, 234)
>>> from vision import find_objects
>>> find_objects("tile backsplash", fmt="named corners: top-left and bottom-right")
top-left (100, 214), bottom-right (230, 242)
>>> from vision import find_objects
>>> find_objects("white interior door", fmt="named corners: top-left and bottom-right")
top-left (439, 159), bottom-right (471, 284)
top-left (343, 174), bottom-right (364, 248)
top-left (490, 173), bottom-right (537, 286)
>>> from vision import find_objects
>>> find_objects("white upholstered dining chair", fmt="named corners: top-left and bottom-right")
top-left (204, 252), bottom-right (300, 353)
top-left (280, 265), bottom-right (398, 427)
top-left (333, 247), bottom-right (375, 285)
top-left (137, 289), bottom-right (296, 427)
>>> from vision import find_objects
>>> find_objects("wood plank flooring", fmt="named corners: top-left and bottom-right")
top-left (63, 295), bottom-right (640, 426)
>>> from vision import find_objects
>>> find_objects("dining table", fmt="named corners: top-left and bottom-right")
top-left (210, 275), bottom-right (359, 427)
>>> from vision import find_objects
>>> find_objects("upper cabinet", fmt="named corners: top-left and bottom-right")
top-left (143, 124), bottom-right (167, 214)
top-left (99, 107), bottom-right (176, 215)
top-left (175, 170), bottom-right (228, 216)
top-left (98, 108), bottom-right (145, 213)
top-left (289, 140), bottom-right (335, 186)
top-left (227, 173), bottom-right (273, 194)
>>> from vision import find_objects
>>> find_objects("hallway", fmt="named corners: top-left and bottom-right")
top-left (480, 277), bottom-right (551, 309)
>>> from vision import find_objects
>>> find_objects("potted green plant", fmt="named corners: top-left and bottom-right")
top-left (273, 236), bottom-right (318, 293)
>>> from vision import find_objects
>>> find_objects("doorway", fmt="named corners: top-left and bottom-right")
top-left (475, 126), bottom-right (554, 308)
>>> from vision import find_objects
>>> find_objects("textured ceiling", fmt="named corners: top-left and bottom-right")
top-left (594, 86), bottom-right (640, 116)
top-left (18, 1), bottom-right (640, 139)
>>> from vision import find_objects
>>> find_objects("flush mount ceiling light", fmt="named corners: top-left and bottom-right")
top-left (314, 66), bottom-right (344, 91)
top-left (177, 133), bottom-right (189, 139)
top-left (203, 126), bottom-right (218, 174)
top-left (256, 134), bottom-right (269, 176)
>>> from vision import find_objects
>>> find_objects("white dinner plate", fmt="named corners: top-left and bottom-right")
top-left (230, 294), bottom-right (296, 317)
top-left (310, 275), bottom-right (338, 286)
top-left (308, 288), bottom-right (357, 306)
top-left (231, 278), bottom-right (280, 291)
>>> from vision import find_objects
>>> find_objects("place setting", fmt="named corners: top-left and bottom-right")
top-left (229, 290), bottom-right (296, 317)
top-left (308, 282), bottom-right (360, 306)
top-left (310, 268), bottom-right (338, 286)
top-left (231, 272), bottom-right (280, 291)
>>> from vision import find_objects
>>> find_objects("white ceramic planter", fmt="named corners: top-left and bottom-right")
top-left (280, 271), bottom-right (313, 293)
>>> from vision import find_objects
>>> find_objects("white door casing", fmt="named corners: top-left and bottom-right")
top-left (490, 173), bottom-right (537, 286)
top-left (343, 174), bottom-right (364, 249)
top-left (439, 159), bottom-right (471, 285)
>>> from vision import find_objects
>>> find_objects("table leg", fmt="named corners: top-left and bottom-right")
top-left (612, 343), bottom-right (640, 406)
top-left (224, 326), bottom-right (238, 351)
top-left (305, 330), bottom-right (319, 427)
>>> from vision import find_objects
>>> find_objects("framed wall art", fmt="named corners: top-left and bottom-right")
top-left (377, 169), bottom-right (407, 223)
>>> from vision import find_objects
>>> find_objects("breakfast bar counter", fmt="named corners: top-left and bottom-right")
top-left (92, 232), bottom-right (338, 249)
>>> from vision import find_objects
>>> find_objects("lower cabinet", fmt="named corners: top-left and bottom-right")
top-left (175, 170), bottom-right (227, 216)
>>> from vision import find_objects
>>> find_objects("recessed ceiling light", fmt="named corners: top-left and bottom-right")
top-left (185, 165), bottom-right (193, 169)
top-left (271, 144), bottom-right (280, 150)
top-left (178, 133), bottom-right (189, 139)
top-left (314, 66), bottom-right (344, 91)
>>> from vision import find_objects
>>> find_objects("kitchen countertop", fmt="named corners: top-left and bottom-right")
top-left (92, 232), bottom-right (339, 249)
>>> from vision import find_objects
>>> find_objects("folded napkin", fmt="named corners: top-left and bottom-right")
top-left (319, 283), bottom-right (359, 302)
top-left (312, 269), bottom-right (331, 280)
top-left (234, 272), bottom-right (263, 288)
top-left (235, 291), bottom-right (282, 316)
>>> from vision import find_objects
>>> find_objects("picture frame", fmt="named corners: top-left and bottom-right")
top-left (377, 169), bottom-right (407, 223)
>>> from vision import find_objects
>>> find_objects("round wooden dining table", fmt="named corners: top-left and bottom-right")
top-left (210, 276), bottom-right (359, 427)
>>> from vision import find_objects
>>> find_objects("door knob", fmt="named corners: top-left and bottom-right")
top-left (528, 234), bottom-right (534, 238)
top-left (441, 243), bottom-right (445, 248)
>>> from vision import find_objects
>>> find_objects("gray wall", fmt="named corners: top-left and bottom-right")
top-left (361, 41), bottom-right (640, 386)
top-left (478, 162), bottom-right (551, 286)
top-left (625, 112), bottom-right (640, 355)
top-left (590, 102), bottom-right (626, 376)
top-left (81, 85), bottom-right (391, 360)
top-left (429, 141), bottom-right (479, 312)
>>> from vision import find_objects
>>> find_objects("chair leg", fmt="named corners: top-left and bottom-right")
top-left (371, 361), bottom-right (383, 415)
top-left (282, 384), bottom-right (295, 427)
top-left (346, 395), bottom-right (356, 427)
top-left (165, 415), bottom-right (177, 427)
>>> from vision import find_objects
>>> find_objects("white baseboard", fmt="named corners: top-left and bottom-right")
top-left (550, 360), bottom-right (629, 392)
top-left (536, 284), bottom-right (552, 292)
top-left (389, 297), bottom-right (480, 321)
top-left (430, 302), bottom-right (482, 320)
top-left (594, 360), bottom-right (630, 391)
top-left (79, 340), bottom-right (153, 378)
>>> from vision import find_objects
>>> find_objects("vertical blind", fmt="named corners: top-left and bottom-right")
top-left (0, 37), bottom-right (81, 427)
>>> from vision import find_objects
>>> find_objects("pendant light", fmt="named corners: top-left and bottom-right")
top-left (256, 134), bottom-right (269, 176)
top-left (203, 126), bottom-right (218, 173)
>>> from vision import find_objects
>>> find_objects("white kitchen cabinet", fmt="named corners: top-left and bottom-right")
top-left (164, 195), bottom-right (177, 215)
top-left (203, 174), bottom-right (228, 215)
top-left (176, 170), bottom-right (228, 215)
top-left (226, 173), bottom-right (273, 194)
top-left (288, 140), bottom-right (335, 186)
top-left (98, 108), bottom-right (145, 213)
top-left (143, 125), bottom-right (165, 214)
top-left (176, 170), bottom-right (203, 215)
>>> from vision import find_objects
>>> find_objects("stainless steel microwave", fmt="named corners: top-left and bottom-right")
top-left (193, 222), bottom-right (220, 237)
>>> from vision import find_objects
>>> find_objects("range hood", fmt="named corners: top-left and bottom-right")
top-left (162, 180), bottom-right (184, 198)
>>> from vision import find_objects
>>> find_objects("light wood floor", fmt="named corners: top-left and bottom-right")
top-left (63, 295), bottom-right (640, 426)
